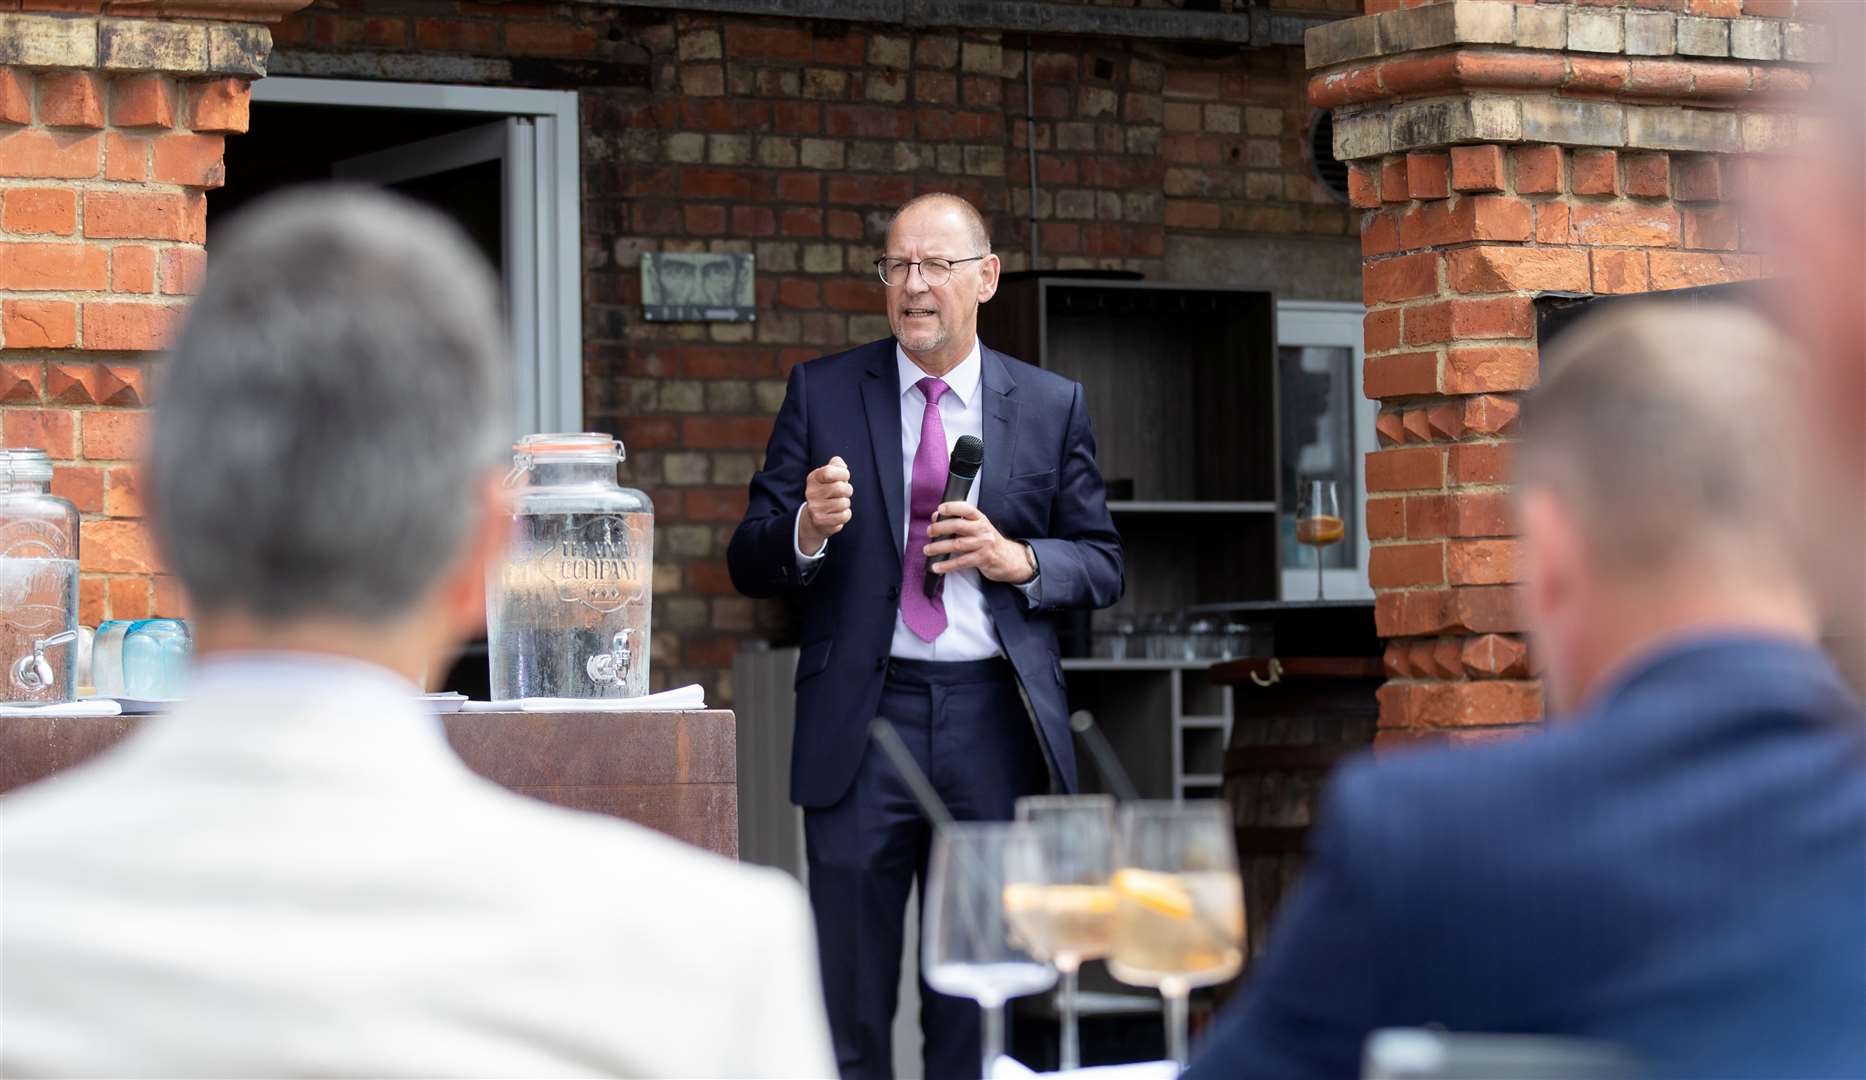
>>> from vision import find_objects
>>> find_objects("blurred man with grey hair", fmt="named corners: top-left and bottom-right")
top-left (0, 188), bottom-right (835, 1078)
top-left (1188, 302), bottom-right (1866, 1080)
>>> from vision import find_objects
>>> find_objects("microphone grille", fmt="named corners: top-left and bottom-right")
top-left (950, 434), bottom-right (984, 476)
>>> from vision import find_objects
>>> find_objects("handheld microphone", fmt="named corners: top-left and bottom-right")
top-left (923, 434), bottom-right (984, 597)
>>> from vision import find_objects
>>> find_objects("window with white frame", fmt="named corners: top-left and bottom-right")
top-left (1277, 301), bottom-right (1374, 601)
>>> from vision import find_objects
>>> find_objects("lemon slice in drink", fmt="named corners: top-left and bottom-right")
top-left (1002, 884), bottom-right (1119, 913)
top-left (1001, 883), bottom-right (1044, 912)
top-left (1111, 869), bottom-right (1195, 921)
top-left (1049, 883), bottom-right (1119, 915)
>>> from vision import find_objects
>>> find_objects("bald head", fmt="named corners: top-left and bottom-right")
top-left (1520, 301), bottom-right (1803, 574)
top-left (880, 192), bottom-right (1000, 375)
top-left (888, 193), bottom-right (990, 255)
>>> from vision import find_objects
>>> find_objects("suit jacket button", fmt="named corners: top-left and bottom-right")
top-left (888, 585), bottom-right (900, 601)
top-left (874, 657), bottom-right (885, 672)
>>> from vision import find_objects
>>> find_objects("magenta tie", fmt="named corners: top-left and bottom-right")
top-left (901, 377), bottom-right (951, 641)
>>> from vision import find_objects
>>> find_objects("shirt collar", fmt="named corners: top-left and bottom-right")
top-left (896, 338), bottom-right (982, 408)
top-left (188, 650), bottom-right (424, 702)
top-left (132, 649), bottom-right (461, 785)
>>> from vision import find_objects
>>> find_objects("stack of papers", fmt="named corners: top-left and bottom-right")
top-left (460, 684), bottom-right (707, 713)
top-left (3, 699), bottom-right (124, 717)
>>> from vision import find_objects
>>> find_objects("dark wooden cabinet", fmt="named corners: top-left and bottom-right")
top-left (981, 277), bottom-right (1283, 612)
top-left (980, 275), bottom-right (1285, 801)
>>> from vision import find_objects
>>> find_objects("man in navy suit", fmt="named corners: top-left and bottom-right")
top-left (730, 193), bottom-right (1123, 1079)
top-left (1186, 303), bottom-right (1866, 1080)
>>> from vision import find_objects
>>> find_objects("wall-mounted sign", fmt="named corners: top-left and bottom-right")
top-left (642, 252), bottom-right (755, 322)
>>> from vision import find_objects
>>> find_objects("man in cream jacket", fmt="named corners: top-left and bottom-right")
top-left (0, 187), bottom-right (834, 1079)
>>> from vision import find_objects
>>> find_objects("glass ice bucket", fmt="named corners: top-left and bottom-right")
top-left (487, 433), bottom-right (653, 700)
top-left (0, 449), bottom-right (79, 704)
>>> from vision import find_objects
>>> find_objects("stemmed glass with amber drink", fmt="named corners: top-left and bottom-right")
top-left (1006, 795), bottom-right (1118, 1072)
top-left (1295, 479), bottom-right (1343, 600)
top-left (1108, 801), bottom-right (1246, 1074)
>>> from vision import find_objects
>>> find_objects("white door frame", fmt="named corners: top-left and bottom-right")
top-left (249, 76), bottom-right (583, 437)
top-left (1279, 300), bottom-right (1375, 601)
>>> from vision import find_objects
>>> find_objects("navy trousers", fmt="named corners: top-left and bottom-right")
top-left (804, 657), bottom-right (1052, 1080)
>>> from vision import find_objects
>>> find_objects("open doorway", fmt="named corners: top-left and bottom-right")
top-left (234, 77), bottom-right (582, 440)
top-left (227, 78), bottom-right (583, 698)
top-left (213, 104), bottom-right (502, 263)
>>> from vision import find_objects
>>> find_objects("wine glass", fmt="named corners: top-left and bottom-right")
top-left (1011, 794), bottom-right (1118, 1072)
top-left (1295, 479), bottom-right (1344, 601)
top-left (1108, 801), bottom-right (1246, 1074)
top-left (924, 821), bottom-right (1058, 1079)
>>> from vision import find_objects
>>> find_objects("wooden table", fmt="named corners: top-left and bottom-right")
top-left (0, 708), bottom-right (739, 858)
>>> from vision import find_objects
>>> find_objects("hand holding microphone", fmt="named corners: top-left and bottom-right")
top-left (922, 436), bottom-right (984, 596)
top-left (924, 435), bottom-right (1036, 593)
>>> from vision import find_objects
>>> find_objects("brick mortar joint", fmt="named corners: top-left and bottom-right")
top-left (1379, 675), bottom-right (1537, 685)
top-left (1367, 482), bottom-right (1515, 494)
top-left (0, 166), bottom-right (226, 191)
top-left (1371, 334), bottom-right (1539, 348)
top-left (0, 400), bottom-right (155, 411)
top-left (1308, 43), bottom-right (1822, 82)
top-left (0, 292), bottom-right (192, 304)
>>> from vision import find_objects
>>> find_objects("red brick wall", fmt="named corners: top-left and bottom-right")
top-left (1361, 147), bottom-right (1769, 739)
top-left (271, 1), bottom-right (1354, 702)
top-left (0, 9), bottom-right (260, 626)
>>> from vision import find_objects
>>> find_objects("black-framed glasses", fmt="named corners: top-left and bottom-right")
top-left (875, 255), bottom-right (986, 287)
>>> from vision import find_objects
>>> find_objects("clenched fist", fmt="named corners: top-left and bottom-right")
top-left (798, 456), bottom-right (853, 556)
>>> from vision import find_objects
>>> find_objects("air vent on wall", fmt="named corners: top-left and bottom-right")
top-left (1309, 108), bottom-right (1351, 205)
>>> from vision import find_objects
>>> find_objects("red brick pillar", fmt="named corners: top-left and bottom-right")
top-left (0, 2), bottom-right (307, 623)
top-left (1305, 0), bottom-right (1821, 741)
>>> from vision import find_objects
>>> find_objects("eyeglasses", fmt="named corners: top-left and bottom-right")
top-left (874, 255), bottom-right (987, 287)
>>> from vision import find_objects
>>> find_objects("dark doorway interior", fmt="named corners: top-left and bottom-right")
top-left (215, 102), bottom-right (502, 269)
top-left (218, 100), bottom-right (507, 699)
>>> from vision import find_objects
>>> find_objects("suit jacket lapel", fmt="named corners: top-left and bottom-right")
top-left (979, 346), bottom-right (1019, 530)
top-left (860, 343), bottom-right (906, 557)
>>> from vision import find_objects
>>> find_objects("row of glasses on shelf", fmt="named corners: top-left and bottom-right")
top-left (1094, 614), bottom-right (1254, 662)
top-left (923, 797), bottom-right (1245, 1077)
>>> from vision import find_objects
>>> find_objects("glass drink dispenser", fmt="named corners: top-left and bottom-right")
top-left (487, 433), bottom-right (653, 700)
top-left (0, 449), bottom-right (79, 704)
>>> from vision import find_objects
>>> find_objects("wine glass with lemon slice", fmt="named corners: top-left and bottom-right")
top-left (1009, 794), bottom-right (1118, 1072)
top-left (1109, 801), bottom-right (1246, 1073)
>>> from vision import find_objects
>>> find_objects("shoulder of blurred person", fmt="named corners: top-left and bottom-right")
top-left (0, 187), bottom-right (834, 1079)
top-left (0, 664), bottom-right (835, 1079)
top-left (1189, 303), bottom-right (1866, 1080)
top-left (1191, 632), bottom-right (1866, 1080)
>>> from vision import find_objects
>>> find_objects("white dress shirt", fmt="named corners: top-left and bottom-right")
top-left (0, 651), bottom-right (836, 1078)
top-left (794, 339), bottom-right (1040, 661)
